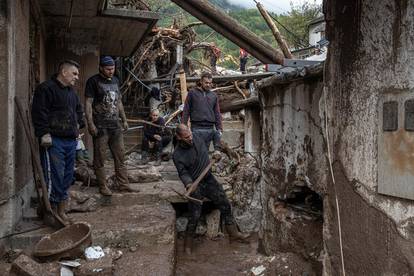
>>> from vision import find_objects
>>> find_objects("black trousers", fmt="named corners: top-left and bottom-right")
top-left (187, 173), bottom-right (234, 234)
top-left (142, 135), bottom-right (171, 154)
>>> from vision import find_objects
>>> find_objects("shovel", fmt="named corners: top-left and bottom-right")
top-left (15, 97), bottom-right (66, 228)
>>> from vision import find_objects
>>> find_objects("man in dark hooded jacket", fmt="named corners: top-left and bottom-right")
top-left (32, 60), bottom-right (85, 225)
top-left (182, 72), bottom-right (222, 158)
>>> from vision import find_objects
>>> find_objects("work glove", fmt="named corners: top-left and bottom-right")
top-left (88, 123), bottom-right (98, 137)
top-left (122, 121), bottom-right (129, 131)
top-left (217, 130), bottom-right (223, 137)
top-left (40, 133), bottom-right (52, 148)
top-left (154, 134), bottom-right (162, 141)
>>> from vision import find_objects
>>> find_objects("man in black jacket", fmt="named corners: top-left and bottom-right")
top-left (141, 109), bottom-right (171, 166)
top-left (182, 72), bottom-right (222, 157)
top-left (173, 124), bottom-right (249, 254)
top-left (32, 60), bottom-right (85, 225)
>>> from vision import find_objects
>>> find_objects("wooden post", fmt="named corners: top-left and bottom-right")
top-left (179, 68), bottom-right (188, 103)
top-left (256, 1), bottom-right (292, 59)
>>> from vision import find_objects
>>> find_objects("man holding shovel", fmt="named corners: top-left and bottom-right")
top-left (31, 60), bottom-right (85, 225)
top-left (172, 124), bottom-right (249, 254)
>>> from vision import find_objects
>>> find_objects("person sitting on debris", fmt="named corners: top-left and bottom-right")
top-left (85, 56), bottom-right (134, 196)
top-left (173, 124), bottom-right (249, 254)
top-left (239, 48), bottom-right (249, 74)
top-left (31, 60), bottom-right (85, 225)
top-left (182, 71), bottom-right (222, 159)
top-left (141, 108), bottom-right (171, 166)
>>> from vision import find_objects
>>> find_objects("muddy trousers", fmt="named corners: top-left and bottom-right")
top-left (187, 173), bottom-right (234, 234)
top-left (93, 128), bottom-right (129, 186)
top-left (40, 136), bottom-right (77, 204)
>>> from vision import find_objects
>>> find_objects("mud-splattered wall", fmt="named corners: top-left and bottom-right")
top-left (324, 0), bottom-right (414, 274)
top-left (0, 0), bottom-right (33, 239)
top-left (258, 74), bottom-right (326, 273)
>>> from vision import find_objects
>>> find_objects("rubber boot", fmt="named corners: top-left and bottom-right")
top-left (184, 233), bottom-right (194, 255)
top-left (226, 224), bottom-right (250, 243)
top-left (118, 182), bottom-right (135, 192)
top-left (154, 152), bottom-right (162, 166)
top-left (57, 200), bottom-right (73, 225)
top-left (96, 168), bottom-right (112, 196)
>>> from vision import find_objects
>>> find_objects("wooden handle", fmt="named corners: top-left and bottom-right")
top-left (185, 160), bottom-right (215, 196)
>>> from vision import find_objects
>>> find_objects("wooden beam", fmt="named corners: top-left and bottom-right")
top-left (256, 2), bottom-right (292, 59)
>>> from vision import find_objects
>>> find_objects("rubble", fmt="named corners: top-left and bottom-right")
top-left (205, 209), bottom-right (221, 239)
top-left (9, 254), bottom-right (54, 276)
top-left (126, 165), bottom-right (162, 183)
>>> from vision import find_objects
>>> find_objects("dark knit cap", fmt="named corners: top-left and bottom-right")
top-left (100, 56), bottom-right (115, 66)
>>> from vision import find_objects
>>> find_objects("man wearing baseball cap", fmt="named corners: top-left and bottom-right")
top-left (85, 56), bottom-right (134, 195)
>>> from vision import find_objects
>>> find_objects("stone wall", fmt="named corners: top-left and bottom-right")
top-left (258, 72), bottom-right (326, 272)
top-left (0, 0), bottom-right (33, 239)
top-left (324, 0), bottom-right (414, 274)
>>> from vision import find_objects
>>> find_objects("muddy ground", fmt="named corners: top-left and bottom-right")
top-left (176, 234), bottom-right (315, 276)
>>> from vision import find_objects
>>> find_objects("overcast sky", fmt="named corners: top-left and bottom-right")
top-left (227, 0), bottom-right (322, 14)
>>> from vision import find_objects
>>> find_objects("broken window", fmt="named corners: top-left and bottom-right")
top-left (383, 101), bottom-right (398, 131)
top-left (405, 99), bottom-right (414, 131)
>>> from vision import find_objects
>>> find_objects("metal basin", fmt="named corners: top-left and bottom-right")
top-left (33, 222), bottom-right (92, 261)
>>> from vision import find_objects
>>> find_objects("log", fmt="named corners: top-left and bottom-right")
top-left (220, 96), bottom-right (259, 113)
top-left (256, 2), bottom-right (292, 59)
top-left (171, 0), bottom-right (284, 64)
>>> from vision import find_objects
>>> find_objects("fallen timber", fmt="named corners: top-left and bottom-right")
top-left (171, 0), bottom-right (284, 64)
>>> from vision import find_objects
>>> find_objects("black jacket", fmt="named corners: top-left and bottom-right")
top-left (31, 76), bottom-right (85, 138)
top-left (173, 134), bottom-right (210, 187)
top-left (182, 87), bottom-right (222, 130)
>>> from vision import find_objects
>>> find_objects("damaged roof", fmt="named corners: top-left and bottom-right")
top-left (37, 0), bottom-right (159, 56)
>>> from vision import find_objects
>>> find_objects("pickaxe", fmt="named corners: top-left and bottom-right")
top-left (170, 160), bottom-right (216, 204)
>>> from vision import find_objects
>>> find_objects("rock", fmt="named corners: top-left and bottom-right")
top-left (69, 191), bottom-right (98, 213)
top-left (127, 166), bottom-right (162, 183)
top-left (75, 254), bottom-right (114, 276)
top-left (233, 208), bottom-right (261, 233)
top-left (195, 221), bottom-right (207, 235)
top-left (206, 209), bottom-right (221, 239)
top-left (9, 254), bottom-right (54, 276)
top-left (176, 217), bottom-right (188, 232)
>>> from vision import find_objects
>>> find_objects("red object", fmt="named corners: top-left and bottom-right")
top-left (240, 48), bottom-right (248, 58)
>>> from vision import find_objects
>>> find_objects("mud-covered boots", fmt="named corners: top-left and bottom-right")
top-left (154, 152), bottom-right (162, 166)
top-left (184, 233), bottom-right (194, 255)
top-left (226, 224), bottom-right (250, 243)
top-left (96, 168), bottom-right (112, 196)
top-left (57, 200), bottom-right (73, 225)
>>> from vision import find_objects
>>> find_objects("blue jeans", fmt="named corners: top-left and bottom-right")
top-left (40, 136), bottom-right (77, 204)
top-left (191, 128), bottom-right (221, 151)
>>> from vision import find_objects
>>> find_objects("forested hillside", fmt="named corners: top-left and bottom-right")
top-left (147, 0), bottom-right (321, 68)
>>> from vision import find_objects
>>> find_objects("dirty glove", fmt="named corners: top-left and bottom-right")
top-left (40, 133), bottom-right (52, 148)
top-left (122, 121), bottom-right (129, 131)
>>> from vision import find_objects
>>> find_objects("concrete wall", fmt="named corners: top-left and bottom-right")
top-left (0, 0), bottom-right (33, 239)
top-left (324, 0), bottom-right (414, 274)
top-left (259, 75), bottom-right (326, 271)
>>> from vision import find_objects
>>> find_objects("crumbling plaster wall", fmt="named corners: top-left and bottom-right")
top-left (324, 0), bottom-right (414, 274)
top-left (0, 0), bottom-right (33, 239)
top-left (259, 76), bottom-right (327, 267)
